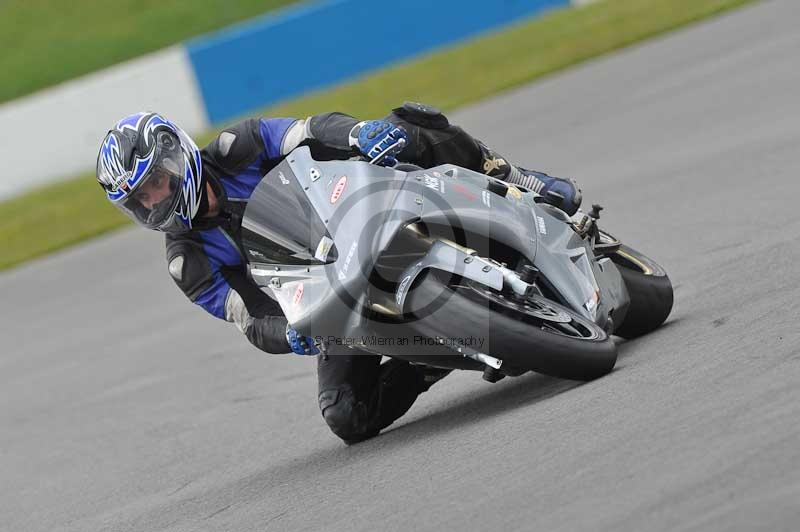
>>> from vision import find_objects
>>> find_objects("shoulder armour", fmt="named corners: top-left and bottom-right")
top-left (204, 119), bottom-right (264, 175)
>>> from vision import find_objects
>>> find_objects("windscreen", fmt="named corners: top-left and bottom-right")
top-left (241, 162), bottom-right (336, 265)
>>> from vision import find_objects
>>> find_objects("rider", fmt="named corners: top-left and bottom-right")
top-left (95, 102), bottom-right (582, 443)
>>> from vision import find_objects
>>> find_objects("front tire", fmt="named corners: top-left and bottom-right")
top-left (610, 244), bottom-right (674, 339)
top-left (404, 271), bottom-right (617, 381)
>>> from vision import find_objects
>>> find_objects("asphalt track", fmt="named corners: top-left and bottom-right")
top-left (2, 1), bottom-right (799, 530)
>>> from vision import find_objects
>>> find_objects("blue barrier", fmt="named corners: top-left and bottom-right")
top-left (187, 0), bottom-right (569, 124)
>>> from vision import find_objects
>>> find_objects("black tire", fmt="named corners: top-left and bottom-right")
top-left (404, 271), bottom-right (617, 381)
top-left (610, 245), bottom-right (674, 339)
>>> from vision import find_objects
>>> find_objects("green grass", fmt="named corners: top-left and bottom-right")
top-left (0, 0), bottom-right (301, 104)
top-left (0, 0), bottom-right (757, 271)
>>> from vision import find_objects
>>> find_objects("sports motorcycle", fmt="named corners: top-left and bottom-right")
top-left (241, 146), bottom-right (673, 382)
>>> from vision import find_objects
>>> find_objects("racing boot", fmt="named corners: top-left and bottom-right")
top-left (478, 141), bottom-right (583, 215)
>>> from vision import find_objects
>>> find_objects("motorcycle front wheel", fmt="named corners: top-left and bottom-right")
top-left (608, 244), bottom-right (674, 339)
top-left (403, 270), bottom-right (617, 381)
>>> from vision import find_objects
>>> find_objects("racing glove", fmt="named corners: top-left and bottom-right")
top-left (349, 120), bottom-right (408, 166)
top-left (286, 325), bottom-right (320, 356)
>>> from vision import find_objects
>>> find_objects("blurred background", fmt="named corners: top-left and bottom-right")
top-left (0, 0), bottom-right (750, 270)
top-left (0, 0), bottom-right (571, 198)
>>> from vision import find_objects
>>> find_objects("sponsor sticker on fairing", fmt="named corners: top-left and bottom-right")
top-left (337, 241), bottom-right (358, 281)
top-left (453, 184), bottom-right (477, 201)
top-left (330, 175), bottom-right (348, 204)
top-left (314, 236), bottom-right (334, 262)
top-left (536, 215), bottom-right (547, 235)
top-left (292, 283), bottom-right (304, 306)
top-left (423, 174), bottom-right (445, 193)
top-left (507, 185), bottom-right (523, 200)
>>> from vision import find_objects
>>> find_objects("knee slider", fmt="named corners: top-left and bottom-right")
top-left (318, 388), bottom-right (369, 440)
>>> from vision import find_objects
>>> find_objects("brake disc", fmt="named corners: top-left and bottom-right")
top-left (522, 298), bottom-right (573, 323)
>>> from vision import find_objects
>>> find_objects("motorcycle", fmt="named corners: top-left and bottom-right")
top-left (241, 146), bottom-right (673, 382)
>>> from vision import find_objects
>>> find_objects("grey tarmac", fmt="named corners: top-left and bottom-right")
top-left (2, 1), bottom-right (799, 530)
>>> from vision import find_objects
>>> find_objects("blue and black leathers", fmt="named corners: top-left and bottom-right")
top-left (163, 103), bottom-right (580, 442)
top-left (165, 117), bottom-right (300, 353)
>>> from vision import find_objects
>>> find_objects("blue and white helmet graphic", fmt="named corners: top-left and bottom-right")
top-left (96, 112), bottom-right (203, 233)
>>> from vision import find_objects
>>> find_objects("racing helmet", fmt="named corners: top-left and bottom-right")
top-left (96, 112), bottom-right (203, 233)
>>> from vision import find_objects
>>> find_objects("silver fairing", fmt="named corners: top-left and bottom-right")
top-left (244, 148), bottom-right (422, 340)
top-left (530, 204), bottom-right (629, 329)
top-left (242, 147), bottom-right (628, 342)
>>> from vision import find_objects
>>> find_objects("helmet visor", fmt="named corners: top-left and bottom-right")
top-left (118, 131), bottom-right (187, 230)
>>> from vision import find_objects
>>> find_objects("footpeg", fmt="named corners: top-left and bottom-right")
top-left (465, 351), bottom-right (502, 369)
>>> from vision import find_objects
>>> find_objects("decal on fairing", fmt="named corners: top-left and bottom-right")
top-left (330, 175), bottom-right (347, 203)
top-left (292, 283), bottom-right (304, 306)
top-left (314, 236), bottom-right (334, 262)
top-left (453, 184), bottom-right (477, 201)
top-left (481, 190), bottom-right (492, 208)
top-left (423, 174), bottom-right (445, 193)
top-left (536, 215), bottom-right (547, 235)
top-left (337, 241), bottom-right (358, 281)
top-left (507, 185), bottom-right (523, 200)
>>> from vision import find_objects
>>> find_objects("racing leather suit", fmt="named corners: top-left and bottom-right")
top-left (164, 102), bottom-right (563, 442)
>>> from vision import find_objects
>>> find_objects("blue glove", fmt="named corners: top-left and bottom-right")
top-left (286, 325), bottom-right (320, 356)
top-left (351, 120), bottom-right (408, 166)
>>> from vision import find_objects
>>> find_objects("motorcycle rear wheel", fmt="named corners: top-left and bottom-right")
top-left (404, 271), bottom-right (617, 381)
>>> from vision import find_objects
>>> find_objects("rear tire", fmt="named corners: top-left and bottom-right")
top-left (404, 271), bottom-right (617, 381)
top-left (610, 245), bottom-right (674, 339)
